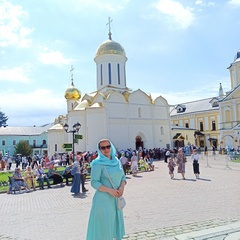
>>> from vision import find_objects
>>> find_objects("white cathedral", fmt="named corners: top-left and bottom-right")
top-left (47, 28), bottom-right (172, 156)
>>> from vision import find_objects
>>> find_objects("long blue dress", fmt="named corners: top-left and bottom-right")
top-left (86, 141), bottom-right (126, 240)
top-left (71, 161), bottom-right (81, 194)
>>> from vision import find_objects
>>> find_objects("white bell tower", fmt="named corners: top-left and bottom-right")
top-left (94, 18), bottom-right (128, 92)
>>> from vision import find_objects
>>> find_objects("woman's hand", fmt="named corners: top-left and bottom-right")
top-left (117, 186), bottom-right (124, 196)
top-left (108, 188), bottom-right (120, 198)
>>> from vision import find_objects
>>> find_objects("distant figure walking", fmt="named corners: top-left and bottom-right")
top-left (168, 157), bottom-right (176, 179)
top-left (191, 149), bottom-right (200, 179)
top-left (176, 148), bottom-right (187, 180)
top-left (131, 152), bottom-right (138, 177)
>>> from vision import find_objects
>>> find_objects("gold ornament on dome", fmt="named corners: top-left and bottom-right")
top-left (64, 85), bottom-right (81, 100)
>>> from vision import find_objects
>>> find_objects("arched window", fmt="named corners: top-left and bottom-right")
top-left (117, 63), bottom-right (120, 84)
top-left (100, 64), bottom-right (103, 85)
top-left (160, 126), bottom-right (164, 135)
top-left (108, 63), bottom-right (112, 84)
top-left (138, 107), bottom-right (141, 118)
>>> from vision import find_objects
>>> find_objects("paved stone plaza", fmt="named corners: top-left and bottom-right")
top-left (0, 153), bottom-right (239, 240)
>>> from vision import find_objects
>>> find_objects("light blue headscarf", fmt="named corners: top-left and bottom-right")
top-left (91, 139), bottom-right (119, 167)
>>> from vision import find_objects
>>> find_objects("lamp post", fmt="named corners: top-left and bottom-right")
top-left (63, 122), bottom-right (81, 160)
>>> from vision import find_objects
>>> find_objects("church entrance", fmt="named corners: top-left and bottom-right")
top-left (135, 136), bottom-right (143, 150)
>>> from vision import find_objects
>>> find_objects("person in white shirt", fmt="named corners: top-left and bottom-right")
top-left (131, 152), bottom-right (138, 177)
top-left (22, 156), bottom-right (27, 169)
top-left (35, 165), bottom-right (51, 189)
top-left (165, 149), bottom-right (170, 163)
top-left (191, 149), bottom-right (200, 179)
top-left (7, 156), bottom-right (12, 170)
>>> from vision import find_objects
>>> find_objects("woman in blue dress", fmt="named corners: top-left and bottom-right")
top-left (86, 139), bottom-right (127, 240)
top-left (12, 168), bottom-right (27, 191)
top-left (70, 154), bottom-right (81, 194)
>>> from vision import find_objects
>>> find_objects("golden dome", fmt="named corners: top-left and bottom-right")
top-left (64, 83), bottom-right (81, 100)
top-left (95, 39), bottom-right (126, 58)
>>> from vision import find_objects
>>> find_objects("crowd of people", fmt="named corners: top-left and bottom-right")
top-left (3, 143), bottom-right (211, 196)
top-left (6, 152), bottom-right (89, 194)
top-left (2, 141), bottom-right (217, 240)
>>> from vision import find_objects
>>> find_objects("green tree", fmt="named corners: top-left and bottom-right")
top-left (14, 140), bottom-right (33, 156)
top-left (0, 111), bottom-right (8, 127)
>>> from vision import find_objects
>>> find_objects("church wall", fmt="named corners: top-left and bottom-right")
top-left (84, 108), bottom-right (107, 151)
top-left (106, 102), bottom-right (128, 118)
top-left (128, 120), bottom-right (154, 149)
top-left (153, 120), bottom-right (172, 148)
top-left (106, 117), bottom-right (172, 150)
top-left (107, 120), bottom-right (130, 149)
top-left (128, 104), bottom-right (152, 119)
top-left (107, 119), bottom-right (155, 150)
top-left (48, 130), bottom-right (67, 157)
top-left (153, 106), bottom-right (169, 119)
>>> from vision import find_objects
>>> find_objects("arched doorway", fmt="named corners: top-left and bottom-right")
top-left (135, 135), bottom-right (143, 150)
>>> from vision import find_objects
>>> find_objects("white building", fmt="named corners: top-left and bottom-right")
top-left (48, 29), bottom-right (172, 156)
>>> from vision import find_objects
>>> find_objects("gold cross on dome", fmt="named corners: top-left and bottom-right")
top-left (70, 65), bottom-right (74, 84)
top-left (106, 17), bottom-right (113, 40)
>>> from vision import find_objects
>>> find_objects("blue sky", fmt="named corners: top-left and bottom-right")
top-left (0, 0), bottom-right (240, 126)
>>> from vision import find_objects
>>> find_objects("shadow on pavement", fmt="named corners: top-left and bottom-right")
top-left (198, 178), bottom-right (211, 181)
top-left (72, 192), bottom-right (88, 198)
top-left (183, 178), bottom-right (197, 182)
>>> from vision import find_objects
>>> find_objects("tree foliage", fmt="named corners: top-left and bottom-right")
top-left (14, 140), bottom-right (33, 156)
top-left (0, 111), bottom-right (8, 127)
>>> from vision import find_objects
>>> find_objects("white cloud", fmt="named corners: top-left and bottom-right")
top-left (195, 0), bottom-right (203, 5)
top-left (0, 0), bottom-right (33, 47)
top-left (39, 51), bottom-right (74, 65)
top-left (0, 66), bottom-right (31, 83)
top-left (228, 0), bottom-right (240, 6)
top-left (152, 77), bottom-right (231, 105)
top-left (0, 89), bottom-right (66, 126)
top-left (155, 0), bottom-right (195, 29)
top-left (195, 0), bottom-right (215, 6)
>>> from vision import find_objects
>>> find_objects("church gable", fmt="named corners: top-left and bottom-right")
top-left (82, 93), bottom-right (94, 104)
top-left (106, 92), bottom-right (126, 103)
top-left (92, 92), bottom-right (106, 104)
top-left (154, 96), bottom-right (168, 106)
top-left (128, 89), bottom-right (151, 105)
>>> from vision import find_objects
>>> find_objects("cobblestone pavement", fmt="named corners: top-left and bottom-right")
top-left (0, 154), bottom-right (239, 240)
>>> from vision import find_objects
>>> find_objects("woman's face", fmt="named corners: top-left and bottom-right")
top-left (99, 140), bottom-right (111, 158)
